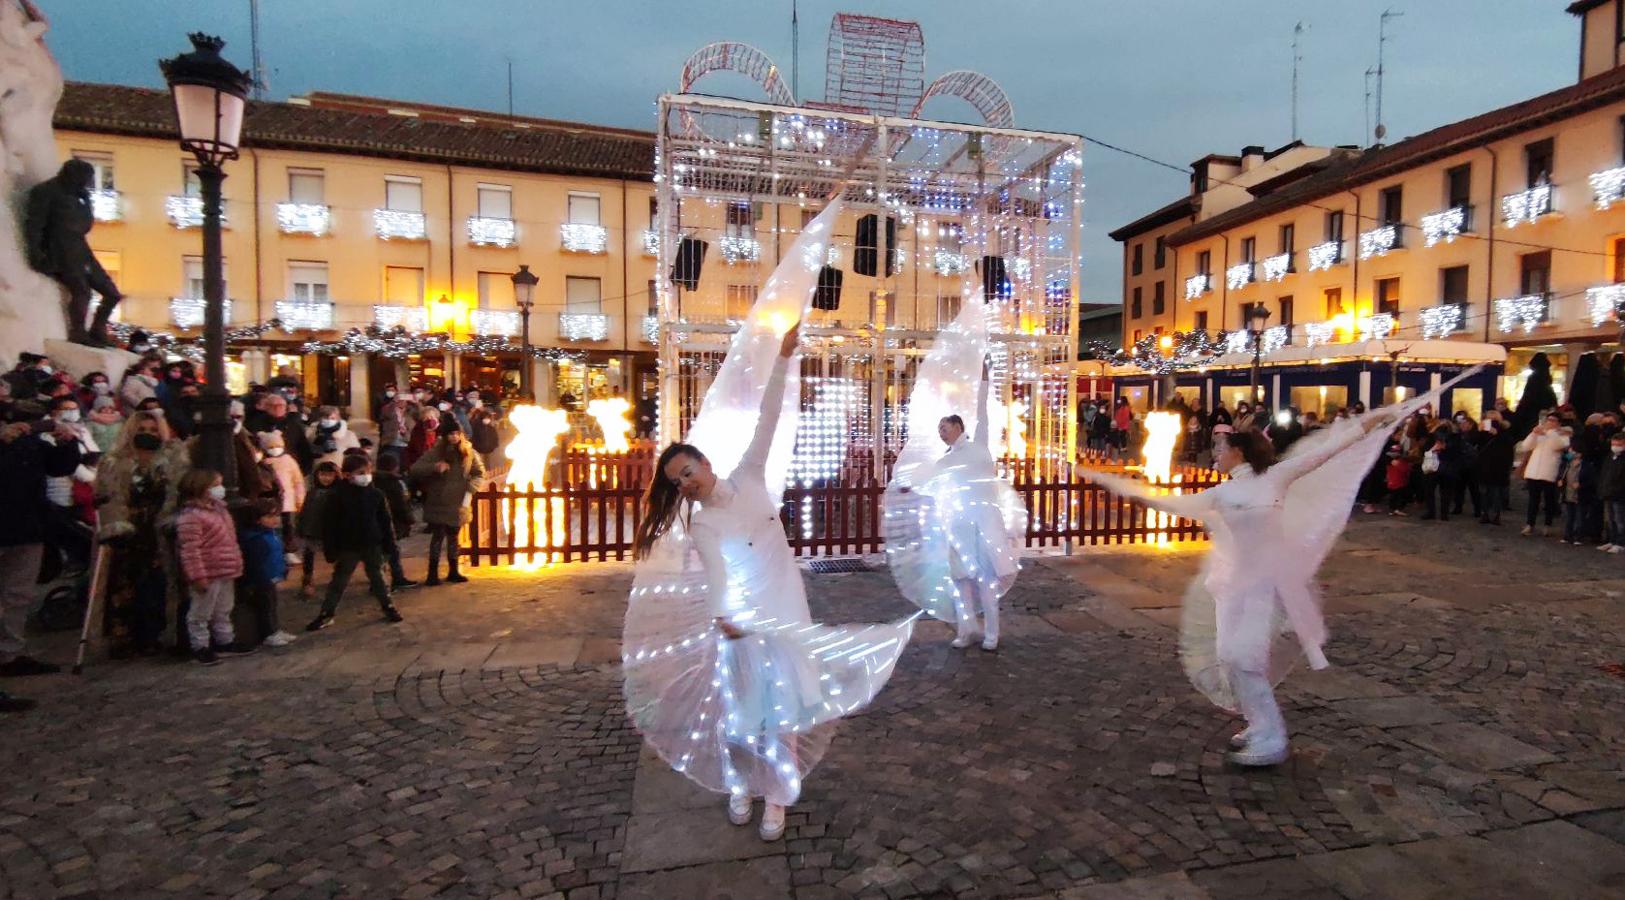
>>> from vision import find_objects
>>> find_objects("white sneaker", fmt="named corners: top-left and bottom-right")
top-left (1228, 726), bottom-right (1254, 750)
top-left (1227, 738), bottom-right (1290, 767)
top-left (950, 631), bottom-right (980, 649)
top-left (980, 637), bottom-right (999, 652)
top-left (1610, 546), bottom-right (1624, 555)
top-left (727, 793), bottom-right (752, 826)
top-left (262, 631), bottom-right (298, 647)
top-left (283, 552), bottom-right (301, 566)
top-left (759, 803), bottom-right (786, 841)
top-left (1521, 525), bottom-right (1534, 536)
top-left (1600, 544), bottom-right (1618, 551)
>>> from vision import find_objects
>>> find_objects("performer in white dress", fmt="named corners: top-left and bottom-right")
top-left (1085, 391), bottom-right (1454, 766)
top-left (623, 200), bottom-right (915, 842)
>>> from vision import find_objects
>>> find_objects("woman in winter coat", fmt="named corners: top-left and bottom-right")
top-left (405, 406), bottom-right (441, 470)
top-left (118, 358), bottom-right (161, 413)
top-left (95, 410), bottom-right (190, 657)
top-left (1519, 412), bottom-right (1572, 535)
top-left (410, 419), bottom-right (486, 585)
top-left (1473, 417), bottom-right (1517, 525)
top-left (307, 406), bottom-right (361, 469)
top-left (258, 430), bottom-right (305, 560)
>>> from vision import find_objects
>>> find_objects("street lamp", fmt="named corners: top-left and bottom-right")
top-left (160, 34), bottom-right (251, 495)
top-left (511, 264), bottom-right (539, 398)
top-left (1246, 305), bottom-right (1271, 408)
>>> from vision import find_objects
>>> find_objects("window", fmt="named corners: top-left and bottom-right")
top-left (1238, 302), bottom-right (1263, 326)
top-left (724, 283), bottom-right (757, 320)
top-left (1152, 281), bottom-right (1166, 315)
top-left (384, 266), bottom-right (424, 304)
top-left (1197, 250), bottom-right (1212, 275)
top-left (726, 201), bottom-right (755, 239)
top-left (1375, 277), bottom-right (1400, 316)
top-left (1325, 210), bottom-right (1344, 243)
top-left (288, 262), bottom-right (329, 303)
top-left (1614, 237), bottom-right (1625, 283)
top-left (1154, 236), bottom-right (1167, 269)
top-left (182, 162), bottom-right (201, 197)
top-left (1133, 329), bottom-right (1143, 342)
top-left (477, 184), bottom-right (513, 219)
top-left (1446, 164), bottom-right (1471, 210)
top-left (1526, 138), bottom-right (1554, 187)
top-left (648, 197), bottom-right (659, 230)
top-left (646, 279), bottom-right (659, 316)
top-left (1441, 265), bottom-right (1470, 304)
top-left (288, 168), bottom-right (324, 204)
top-left (1380, 186), bottom-right (1403, 225)
top-left (1520, 251), bottom-right (1552, 295)
top-left (1279, 223), bottom-right (1295, 255)
top-left (1619, 116), bottom-right (1625, 165)
top-left (72, 151), bottom-right (115, 192)
top-left (183, 256), bottom-right (204, 298)
top-left (565, 276), bottom-right (603, 314)
top-left (385, 177), bottom-right (423, 212)
top-left (476, 271), bottom-right (514, 310)
top-left (1193, 311), bottom-right (1208, 332)
top-left (1131, 286), bottom-right (1143, 319)
top-left (567, 192), bottom-right (601, 225)
top-left (1323, 286), bottom-right (1345, 317)
top-left (1131, 242), bottom-right (1144, 276)
top-left (937, 294), bottom-right (962, 325)
top-left (802, 208), bottom-right (820, 228)
top-left (1278, 296), bottom-right (1294, 327)
top-left (869, 290), bottom-right (897, 326)
top-left (1240, 237), bottom-right (1256, 263)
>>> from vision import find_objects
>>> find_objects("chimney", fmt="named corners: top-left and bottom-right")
top-left (1240, 145), bottom-right (1266, 173)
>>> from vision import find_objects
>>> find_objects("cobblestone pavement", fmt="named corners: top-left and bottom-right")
top-left (3, 515), bottom-right (1625, 899)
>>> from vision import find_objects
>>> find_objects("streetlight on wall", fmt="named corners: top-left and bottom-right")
top-left (1246, 305), bottom-right (1271, 408)
top-left (511, 264), bottom-right (539, 399)
top-left (160, 33), bottom-right (251, 495)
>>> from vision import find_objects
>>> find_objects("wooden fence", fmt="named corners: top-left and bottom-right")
top-left (460, 450), bottom-right (1221, 566)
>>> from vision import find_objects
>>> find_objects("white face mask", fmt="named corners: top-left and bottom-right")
top-left (467, 399), bottom-right (482, 409)
top-left (206, 485), bottom-right (227, 501)
top-left (350, 473), bottom-right (373, 487)
top-left (266, 447), bottom-right (285, 457)
top-left (55, 409), bottom-right (80, 423)
top-left (92, 382), bottom-right (110, 394)
top-left (438, 402), bottom-right (451, 411)
top-left (232, 420), bottom-right (243, 433)
top-left (385, 391), bottom-right (396, 399)
top-left (38, 365), bottom-right (53, 375)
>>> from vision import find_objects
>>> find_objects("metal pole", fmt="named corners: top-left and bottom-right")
top-left (1250, 341), bottom-right (1261, 406)
top-left (197, 163), bottom-right (235, 495)
top-left (519, 304), bottom-right (533, 397)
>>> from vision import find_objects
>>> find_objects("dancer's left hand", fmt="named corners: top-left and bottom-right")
top-left (779, 321), bottom-right (802, 358)
top-left (715, 617), bottom-right (746, 640)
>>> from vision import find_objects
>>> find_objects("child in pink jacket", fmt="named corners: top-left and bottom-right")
top-left (174, 468), bottom-right (248, 665)
top-left (258, 430), bottom-right (305, 565)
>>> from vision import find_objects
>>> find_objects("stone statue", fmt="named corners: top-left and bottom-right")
top-left (25, 157), bottom-right (123, 345)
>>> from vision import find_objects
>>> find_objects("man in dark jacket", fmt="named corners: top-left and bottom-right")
top-left (246, 393), bottom-right (315, 472)
top-left (306, 455), bottom-right (401, 631)
top-left (0, 412), bottom-right (84, 708)
top-left (1474, 418), bottom-right (1517, 526)
top-left (373, 454), bottom-right (418, 590)
top-left (1599, 431), bottom-right (1625, 552)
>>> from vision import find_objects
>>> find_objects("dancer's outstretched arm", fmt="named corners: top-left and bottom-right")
top-left (973, 358), bottom-right (991, 449)
top-left (739, 322), bottom-right (801, 474)
top-left (1270, 410), bottom-right (1398, 484)
top-left (1085, 467), bottom-right (1216, 521)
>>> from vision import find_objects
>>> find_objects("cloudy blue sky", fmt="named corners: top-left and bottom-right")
top-left (47, 0), bottom-right (1577, 301)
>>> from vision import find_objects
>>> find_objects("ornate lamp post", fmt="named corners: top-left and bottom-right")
top-left (511, 264), bottom-right (539, 398)
top-left (1246, 305), bottom-right (1271, 408)
top-left (160, 34), bottom-right (251, 494)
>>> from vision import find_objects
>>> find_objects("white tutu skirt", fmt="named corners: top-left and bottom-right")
top-left (883, 480), bottom-right (1025, 622)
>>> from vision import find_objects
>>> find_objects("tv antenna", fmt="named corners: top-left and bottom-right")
top-left (1291, 22), bottom-right (1305, 141)
top-left (1373, 8), bottom-right (1403, 144)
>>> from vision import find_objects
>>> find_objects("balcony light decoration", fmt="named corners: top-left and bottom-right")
top-left (1590, 166), bottom-right (1625, 210)
top-left (170, 297), bottom-right (231, 328)
top-left (372, 304), bottom-right (427, 332)
top-left (1586, 284), bottom-right (1625, 326)
top-left (275, 203), bottom-right (330, 236)
top-left (470, 309), bottom-right (521, 337)
top-left (1419, 304), bottom-right (1464, 339)
top-left (642, 314), bottom-right (660, 344)
top-left (1358, 225), bottom-right (1398, 259)
top-left (1501, 185), bottom-right (1553, 228)
top-left (1225, 262), bottom-right (1254, 290)
top-left (560, 223), bottom-right (608, 253)
top-left (90, 188), bottom-right (121, 222)
top-left (1260, 253), bottom-right (1291, 283)
top-left (1494, 295), bottom-right (1547, 334)
top-left (642, 229), bottom-right (660, 255)
top-left (468, 216), bottom-right (517, 247)
top-left (1307, 241), bottom-right (1341, 272)
top-left (933, 249), bottom-right (969, 275)
top-left (719, 235), bottom-right (761, 263)
top-left (373, 209), bottom-right (426, 240)
top-left (166, 195), bottom-right (220, 229)
top-left (273, 300), bottom-right (333, 331)
top-left (1420, 207), bottom-right (1465, 247)
top-left (1302, 321), bottom-right (1336, 347)
top-left (1359, 312), bottom-right (1395, 340)
top-left (1183, 273), bottom-right (1211, 300)
top-left (559, 312), bottom-right (610, 341)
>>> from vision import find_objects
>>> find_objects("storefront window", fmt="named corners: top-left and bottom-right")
top-left (1450, 388), bottom-right (1484, 418)
top-left (1289, 385), bottom-right (1348, 418)
top-left (1501, 347), bottom-right (1568, 407)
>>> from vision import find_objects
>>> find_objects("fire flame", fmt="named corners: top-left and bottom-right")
top-left (504, 405), bottom-right (571, 569)
top-left (586, 397), bottom-right (634, 453)
top-left (989, 397), bottom-right (1028, 459)
top-left (1141, 411), bottom-right (1184, 547)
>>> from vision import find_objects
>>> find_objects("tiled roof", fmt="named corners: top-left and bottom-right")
top-left (1166, 64), bottom-right (1625, 246)
top-left (1107, 195), bottom-right (1195, 242)
top-left (1568, 1), bottom-right (1609, 15)
top-left (54, 82), bottom-right (656, 181)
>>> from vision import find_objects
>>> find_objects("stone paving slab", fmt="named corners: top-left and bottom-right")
top-left (621, 809), bottom-right (782, 873)
top-left (1393, 722), bottom-right (1561, 770)
top-left (618, 856), bottom-right (790, 899)
top-left (1329, 695), bottom-right (1462, 728)
top-left (1057, 871), bottom-right (1213, 898)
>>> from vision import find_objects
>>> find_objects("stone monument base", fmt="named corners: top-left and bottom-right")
top-left (43, 338), bottom-right (138, 383)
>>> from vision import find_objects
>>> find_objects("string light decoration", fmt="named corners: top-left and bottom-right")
top-left (90, 188), bottom-right (121, 222)
top-left (300, 324), bottom-right (585, 361)
top-left (719, 235), bottom-right (761, 263)
top-left (560, 223), bottom-right (609, 254)
top-left (1184, 273), bottom-right (1212, 299)
top-left (1302, 321), bottom-right (1335, 347)
top-left (1360, 313), bottom-right (1395, 340)
top-left (1099, 330), bottom-right (1224, 374)
top-left (1419, 304), bottom-right (1464, 338)
top-left (559, 312), bottom-right (610, 341)
top-left (373, 304), bottom-right (427, 331)
top-left (1307, 240), bottom-right (1342, 271)
top-left (471, 309), bottom-right (521, 337)
top-left (789, 377), bottom-right (859, 486)
top-left (467, 216), bottom-right (518, 247)
top-left (275, 202), bottom-right (331, 236)
top-left (1225, 261), bottom-right (1254, 290)
top-left (642, 229), bottom-right (661, 256)
top-left (373, 209), bottom-right (427, 240)
top-left (1358, 225), bottom-right (1398, 259)
top-left (1420, 207), bottom-right (1465, 246)
top-left (107, 319), bottom-right (286, 359)
top-left (273, 300), bottom-right (333, 331)
top-left (1494, 294), bottom-right (1548, 334)
top-left (1260, 325), bottom-right (1288, 354)
top-left (1590, 166), bottom-right (1625, 210)
top-left (1501, 184), bottom-right (1553, 227)
top-left (165, 195), bottom-right (225, 229)
top-left (1587, 284), bottom-right (1625, 326)
top-left (642, 314), bottom-right (660, 344)
top-left (1260, 253), bottom-right (1291, 282)
top-left (933, 249), bottom-right (969, 275)
top-left (169, 297), bottom-right (233, 328)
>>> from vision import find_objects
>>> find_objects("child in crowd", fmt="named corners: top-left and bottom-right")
top-left (1559, 439), bottom-right (1584, 544)
top-left (298, 461), bottom-right (340, 598)
top-left (258, 430), bottom-right (305, 565)
top-left (1600, 430), bottom-right (1625, 552)
top-left (173, 468), bottom-right (250, 665)
top-left (239, 499), bottom-right (297, 647)
top-left (374, 453), bottom-right (418, 589)
top-left (306, 455), bottom-right (402, 631)
top-left (1385, 445), bottom-right (1412, 517)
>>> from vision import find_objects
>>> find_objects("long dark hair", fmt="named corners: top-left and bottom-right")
top-left (634, 443), bottom-right (703, 560)
top-left (1227, 428), bottom-right (1276, 474)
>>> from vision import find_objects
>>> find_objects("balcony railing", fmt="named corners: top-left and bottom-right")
top-left (719, 235), bottom-right (761, 264)
top-left (642, 314), bottom-right (660, 344)
top-left (166, 195), bottom-right (227, 229)
top-left (560, 222), bottom-right (608, 254)
top-left (1590, 166), bottom-right (1625, 210)
top-left (1420, 206), bottom-right (1467, 247)
top-left (373, 304), bottom-right (428, 332)
top-left (1419, 303), bottom-right (1465, 339)
top-left (642, 229), bottom-right (660, 256)
top-left (932, 249), bottom-right (970, 276)
top-left (90, 188), bottom-right (121, 222)
top-left (274, 300), bottom-right (334, 330)
top-left (1260, 253), bottom-right (1292, 282)
top-left (1494, 293), bottom-right (1550, 334)
top-left (1183, 273), bottom-right (1211, 300)
top-left (1307, 240), bottom-right (1343, 271)
top-left (470, 309), bottom-right (521, 337)
top-left (276, 202), bottom-right (331, 236)
top-left (1501, 184), bottom-right (1554, 227)
top-left (169, 297), bottom-right (233, 329)
top-left (468, 216), bottom-right (517, 247)
top-left (1302, 321), bottom-right (1336, 348)
top-left (373, 209), bottom-right (426, 241)
top-left (559, 312), bottom-right (610, 341)
top-left (1358, 224), bottom-right (1399, 259)
top-left (1225, 261), bottom-right (1255, 290)
top-left (1586, 284), bottom-right (1625, 326)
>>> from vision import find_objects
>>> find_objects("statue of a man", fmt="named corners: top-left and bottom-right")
top-left (24, 157), bottom-right (123, 346)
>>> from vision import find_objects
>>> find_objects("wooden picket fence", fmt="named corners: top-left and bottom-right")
top-left (460, 449), bottom-right (1221, 566)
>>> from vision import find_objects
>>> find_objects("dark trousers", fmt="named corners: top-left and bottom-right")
top-left (1526, 480), bottom-right (1559, 527)
top-left (1418, 473), bottom-right (1443, 518)
top-left (120, 565), bottom-right (168, 648)
top-left (240, 579), bottom-right (280, 641)
top-left (1608, 499), bottom-right (1625, 544)
top-left (320, 549), bottom-right (392, 616)
top-left (301, 545), bottom-right (320, 584)
top-left (1451, 477), bottom-right (1481, 517)
top-left (1480, 485), bottom-right (1508, 522)
top-left (279, 513), bottom-right (295, 548)
top-left (388, 545), bottom-right (409, 584)
top-left (1563, 501), bottom-right (1584, 542)
top-left (427, 525), bottom-right (460, 578)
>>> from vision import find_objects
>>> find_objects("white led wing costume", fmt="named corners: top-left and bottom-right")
top-left (883, 299), bottom-right (1026, 621)
top-left (623, 199), bottom-right (918, 807)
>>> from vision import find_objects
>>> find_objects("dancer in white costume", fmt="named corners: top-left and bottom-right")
top-left (884, 301), bottom-right (1024, 650)
top-left (622, 201), bottom-right (916, 842)
top-left (1085, 376), bottom-right (1473, 766)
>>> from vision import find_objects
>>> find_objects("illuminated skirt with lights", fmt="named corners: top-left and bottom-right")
top-left (883, 483), bottom-right (1025, 622)
top-left (623, 541), bottom-right (917, 806)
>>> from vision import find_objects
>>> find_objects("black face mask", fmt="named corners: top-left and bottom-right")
top-left (133, 433), bottom-right (163, 451)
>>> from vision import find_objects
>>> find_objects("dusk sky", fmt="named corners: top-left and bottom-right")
top-left (47, 0), bottom-right (1577, 302)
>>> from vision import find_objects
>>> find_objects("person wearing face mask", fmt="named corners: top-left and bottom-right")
top-left (410, 418), bottom-right (486, 586)
top-left (173, 468), bottom-right (252, 665)
top-left (307, 406), bottom-right (360, 469)
top-left (5, 352), bottom-right (55, 400)
top-left (226, 399), bottom-right (270, 506)
top-left (449, 392), bottom-right (474, 437)
top-left (376, 389), bottom-right (420, 466)
top-left (406, 404), bottom-right (441, 471)
top-left (40, 398), bottom-right (97, 573)
top-left (95, 411), bottom-right (190, 658)
top-left (119, 359), bottom-right (161, 412)
top-left (256, 431), bottom-right (304, 563)
top-left (76, 371), bottom-right (111, 411)
top-left (245, 393), bottom-right (314, 472)
top-left (1598, 432), bottom-right (1625, 552)
top-left (163, 382), bottom-right (200, 440)
top-left (85, 396), bottom-right (125, 452)
top-left (305, 455), bottom-right (402, 631)
top-left (0, 405), bottom-right (84, 690)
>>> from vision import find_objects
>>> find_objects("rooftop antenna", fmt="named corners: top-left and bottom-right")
top-left (1363, 66), bottom-right (1375, 148)
top-left (791, 0), bottom-right (800, 99)
top-left (248, 0), bottom-right (266, 99)
top-left (1374, 8), bottom-right (1403, 144)
top-left (507, 58), bottom-right (514, 120)
top-left (1290, 21), bottom-right (1305, 141)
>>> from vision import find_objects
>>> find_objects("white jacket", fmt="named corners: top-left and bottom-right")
top-left (1519, 427), bottom-right (1570, 483)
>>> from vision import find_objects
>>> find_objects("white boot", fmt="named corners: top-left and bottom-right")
top-left (759, 803), bottom-right (786, 841)
top-left (979, 583), bottom-right (1001, 651)
top-left (1228, 725), bottom-right (1254, 750)
top-left (951, 579), bottom-right (980, 648)
top-left (1227, 669), bottom-right (1290, 766)
top-left (728, 792), bottom-right (752, 826)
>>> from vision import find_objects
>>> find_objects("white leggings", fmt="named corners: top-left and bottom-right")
top-left (952, 578), bottom-right (999, 643)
